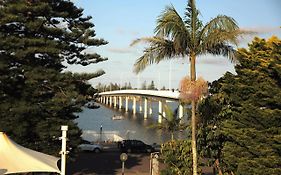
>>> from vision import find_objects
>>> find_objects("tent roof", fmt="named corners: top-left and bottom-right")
top-left (0, 132), bottom-right (60, 174)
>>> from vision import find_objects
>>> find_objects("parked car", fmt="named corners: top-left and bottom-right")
top-left (78, 140), bottom-right (103, 153)
top-left (152, 143), bottom-right (161, 152)
top-left (119, 139), bottom-right (154, 153)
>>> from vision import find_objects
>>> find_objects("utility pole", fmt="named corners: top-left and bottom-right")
top-left (169, 61), bottom-right (172, 90)
top-left (60, 125), bottom-right (68, 175)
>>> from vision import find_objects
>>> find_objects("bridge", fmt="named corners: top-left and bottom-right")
top-left (98, 90), bottom-right (184, 123)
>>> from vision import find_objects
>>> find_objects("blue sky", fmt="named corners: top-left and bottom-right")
top-left (67, 0), bottom-right (281, 89)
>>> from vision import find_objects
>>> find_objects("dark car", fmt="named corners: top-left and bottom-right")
top-left (119, 139), bottom-right (154, 153)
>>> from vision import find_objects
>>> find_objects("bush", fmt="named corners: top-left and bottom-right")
top-left (160, 140), bottom-right (193, 175)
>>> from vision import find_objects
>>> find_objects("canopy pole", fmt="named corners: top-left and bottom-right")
top-left (60, 125), bottom-right (68, 175)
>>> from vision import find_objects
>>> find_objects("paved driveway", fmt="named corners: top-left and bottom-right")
top-left (67, 151), bottom-right (151, 175)
top-left (67, 143), bottom-right (213, 175)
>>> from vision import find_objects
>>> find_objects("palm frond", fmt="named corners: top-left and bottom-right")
top-left (199, 15), bottom-right (239, 46)
top-left (133, 51), bottom-right (153, 74)
top-left (132, 36), bottom-right (177, 73)
top-left (130, 37), bottom-right (156, 47)
top-left (185, 0), bottom-right (203, 50)
top-left (155, 5), bottom-right (191, 54)
top-left (184, 0), bottom-right (202, 32)
top-left (199, 30), bottom-right (240, 59)
top-left (155, 5), bottom-right (187, 37)
top-left (201, 15), bottom-right (239, 34)
top-left (205, 43), bottom-right (237, 62)
top-left (148, 123), bottom-right (166, 130)
top-left (197, 15), bottom-right (246, 61)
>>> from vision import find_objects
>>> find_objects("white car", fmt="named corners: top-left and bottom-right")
top-left (78, 140), bottom-right (103, 153)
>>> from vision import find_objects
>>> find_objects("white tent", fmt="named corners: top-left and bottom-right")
top-left (0, 132), bottom-right (60, 174)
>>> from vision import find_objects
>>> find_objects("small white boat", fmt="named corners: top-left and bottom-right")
top-left (112, 115), bottom-right (124, 120)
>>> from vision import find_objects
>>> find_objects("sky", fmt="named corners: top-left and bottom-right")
top-left (67, 0), bottom-right (281, 89)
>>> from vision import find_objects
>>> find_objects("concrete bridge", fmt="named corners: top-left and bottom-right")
top-left (98, 90), bottom-right (184, 123)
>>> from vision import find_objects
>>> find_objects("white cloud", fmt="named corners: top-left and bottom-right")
top-left (241, 26), bottom-right (280, 34)
top-left (107, 47), bottom-right (135, 54)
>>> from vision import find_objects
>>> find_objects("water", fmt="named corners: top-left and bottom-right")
top-left (75, 101), bottom-right (188, 145)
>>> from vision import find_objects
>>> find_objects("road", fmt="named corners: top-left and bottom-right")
top-left (67, 144), bottom-right (153, 175)
top-left (67, 143), bottom-right (213, 175)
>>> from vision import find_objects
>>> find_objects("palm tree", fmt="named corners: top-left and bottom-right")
top-left (131, 0), bottom-right (244, 174)
top-left (150, 105), bottom-right (186, 141)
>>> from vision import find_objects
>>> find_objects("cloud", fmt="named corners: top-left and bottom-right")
top-left (241, 26), bottom-right (280, 34)
top-left (238, 26), bottom-right (281, 45)
top-left (197, 56), bottom-right (231, 65)
top-left (107, 47), bottom-right (135, 54)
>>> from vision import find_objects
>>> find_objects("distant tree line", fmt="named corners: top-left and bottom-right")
top-left (96, 80), bottom-right (163, 92)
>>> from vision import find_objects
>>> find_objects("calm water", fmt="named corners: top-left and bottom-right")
top-left (75, 101), bottom-right (188, 145)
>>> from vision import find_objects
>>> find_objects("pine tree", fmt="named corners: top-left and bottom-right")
top-left (127, 82), bottom-right (132, 89)
top-left (198, 36), bottom-right (281, 174)
top-left (147, 80), bottom-right (156, 90)
top-left (0, 0), bottom-right (107, 156)
top-left (141, 80), bottom-right (147, 90)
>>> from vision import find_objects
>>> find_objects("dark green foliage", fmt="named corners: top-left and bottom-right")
top-left (0, 0), bottom-right (107, 156)
top-left (198, 36), bottom-right (281, 174)
top-left (160, 140), bottom-right (193, 175)
top-left (147, 80), bottom-right (156, 90)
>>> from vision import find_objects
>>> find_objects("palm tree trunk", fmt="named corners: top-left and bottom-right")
top-left (190, 52), bottom-right (198, 175)
top-left (190, 53), bottom-right (196, 81)
top-left (214, 159), bottom-right (223, 175)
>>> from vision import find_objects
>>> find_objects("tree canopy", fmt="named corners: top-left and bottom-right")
top-left (0, 0), bottom-right (107, 156)
top-left (160, 140), bottom-right (193, 175)
top-left (198, 36), bottom-right (281, 175)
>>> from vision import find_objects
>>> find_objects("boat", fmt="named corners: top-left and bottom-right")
top-left (111, 115), bottom-right (124, 120)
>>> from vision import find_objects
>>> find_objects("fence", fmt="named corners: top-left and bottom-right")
top-left (81, 130), bottom-right (124, 142)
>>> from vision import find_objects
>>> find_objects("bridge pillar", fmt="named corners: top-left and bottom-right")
top-left (144, 98), bottom-right (148, 119)
top-left (125, 97), bottom-right (129, 112)
top-left (178, 103), bottom-right (184, 119)
top-left (139, 98), bottom-right (142, 112)
top-left (148, 101), bottom-right (153, 114)
top-left (158, 100), bottom-right (162, 123)
top-left (109, 96), bottom-right (112, 107)
top-left (114, 96), bottom-right (117, 108)
top-left (106, 96), bottom-right (109, 105)
top-left (119, 96), bottom-right (122, 109)
top-left (133, 97), bottom-right (136, 114)
top-left (163, 100), bottom-right (166, 118)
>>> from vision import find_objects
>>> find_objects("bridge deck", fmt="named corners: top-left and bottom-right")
top-left (99, 90), bottom-right (180, 100)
